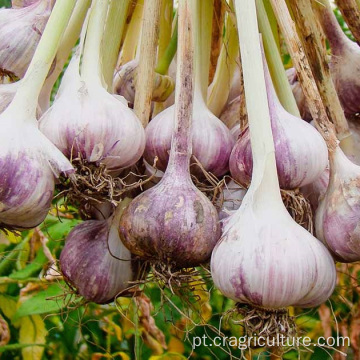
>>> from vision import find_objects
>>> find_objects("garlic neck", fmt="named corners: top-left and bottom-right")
top-left (316, 0), bottom-right (352, 54)
top-left (81, 0), bottom-right (108, 88)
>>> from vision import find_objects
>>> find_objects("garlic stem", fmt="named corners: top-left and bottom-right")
top-left (209, 0), bottom-right (226, 84)
top-left (256, 0), bottom-right (300, 117)
top-left (269, 0), bottom-right (338, 152)
top-left (234, 0), bottom-right (281, 204)
top-left (166, 0), bottom-right (193, 175)
top-left (119, 0), bottom-right (144, 65)
top-left (133, 0), bottom-right (161, 127)
top-left (335, 0), bottom-right (360, 44)
top-left (38, 0), bottom-right (91, 110)
top-left (192, 0), bottom-right (214, 102)
top-left (207, 8), bottom-right (239, 117)
top-left (102, 0), bottom-right (131, 90)
top-left (157, 0), bottom-right (173, 65)
top-left (6, 0), bottom-right (76, 118)
top-left (290, 0), bottom-right (354, 156)
top-left (155, 18), bottom-right (178, 76)
top-left (81, 0), bottom-right (109, 87)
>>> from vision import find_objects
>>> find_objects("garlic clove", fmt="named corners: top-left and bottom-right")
top-left (0, 0), bottom-right (52, 79)
top-left (211, 200), bottom-right (336, 309)
top-left (315, 146), bottom-right (360, 262)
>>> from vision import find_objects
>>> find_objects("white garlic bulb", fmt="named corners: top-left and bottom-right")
top-left (0, 0), bottom-right (52, 78)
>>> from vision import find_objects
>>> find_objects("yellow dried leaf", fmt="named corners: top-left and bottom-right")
top-left (19, 315), bottom-right (47, 360)
top-left (167, 336), bottom-right (185, 354)
top-left (0, 294), bottom-right (17, 321)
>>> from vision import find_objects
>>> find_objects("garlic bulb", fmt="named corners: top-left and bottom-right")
top-left (316, 146), bottom-right (360, 262)
top-left (119, 0), bottom-right (221, 270)
top-left (316, 0), bottom-right (360, 117)
top-left (212, 197), bottom-right (336, 308)
top-left (229, 54), bottom-right (328, 190)
top-left (39, 0), bottom-right (145, 174)
top-left (0, 117), bottom-right (72, 230)
top-left (60, 200), bottom-right (141, 304)
top-left (0, 0), bottom-right (52, 79)
top-left (212, 0), bottom-right (336, 331)
top-left (0, 0), bottom-right (75, 230)
top-left (145, 104), bottom-right (233, 177)
top-left (144, 0), bottom-right (233, 178)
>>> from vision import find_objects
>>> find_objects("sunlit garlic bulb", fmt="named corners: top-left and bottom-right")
top-left (40, 21), bottom-right (145, 174)
top-left (211, 196), bottom-right (337, 308)
top-left (0, 0), bottom-right (52, 78)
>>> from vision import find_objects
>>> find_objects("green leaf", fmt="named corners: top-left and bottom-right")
top-left (19, 315), bottom-right (47, 360)
top-left (0, 343), bottom-right (46, 354)
top-left (0, 294), bottom-right (17, 320)
top-left (13, 283), bottom-right (68, 320)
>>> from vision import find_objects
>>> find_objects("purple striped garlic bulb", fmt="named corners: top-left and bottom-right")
top-left (144, 101), bottom-right (234, 177)
top-left (0, 116), bottom-right (73, 230)
top-left (315, 146), bottom-right (360, 262)
top-left (0, 0), bottom-right (52, 79)
top-left (39, 3), bottom-right (145, 174)
top-left (229, 56), bottom-right (328, 190)
top-left (60, 201), bottom-right (141, 304)
top-left (211, 193), bottom-right (337, 309)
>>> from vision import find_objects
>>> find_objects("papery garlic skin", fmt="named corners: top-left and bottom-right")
top-left (60, 213), bottom-right (138, 304)
top-left (286, 68), bottom-right (311, 121)
top-left (0, 0), bottom-right (52, 78)
top-left (0, 119), bottom-right (73, 230)
top-left (316, 147), bottom-right (360, 262)
top-left (0, 82), bottom-right (19, 114)
top-left (220, 95), bottom-right (241, 131)
top-left (229, 105), bottom-right (328, 189)
top-left (119, 171), bottom-right (221, 269)
top-left (144, 105), bottom-right (234, 177)
top-left (211, 197), bottom-right (336, 308)
top-left (39, 55), bottom-right (145, 173)
top-left (330, 40), bottom-right (360, 117)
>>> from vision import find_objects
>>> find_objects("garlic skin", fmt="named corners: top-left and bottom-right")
top-left (211, 196), bottom-right (336, 308)
top-left (219, 95), bottom-right (241, 130)
top-left (119, 170), bottom-right (221, 269)
top-left (316, 147), bottom-right (360, 262)
top-left (12, 0), bottom-right (43, 8)
top-left (144, 104), bottom-right (234, 177)
top-left (0, 116), bottom-right (73, 230)
top-left (0, 82), bottom-right (19, 114)
top-left (286, 67), bottom-right (311, 121)
top-left (330, 39), bottom-right (360, 117)
top-left (0, 0), bottom-right (52, 78)
top-left (60, 206), bottom-right (139, 304)
top-left (113, 59), bottom-right (175, 107)
top-left (39, 51), bottom-right (145, 174)
top-left (229, 95), bottom-right (328, 190)
top-left (218, 180), bottom-right (246, 220)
